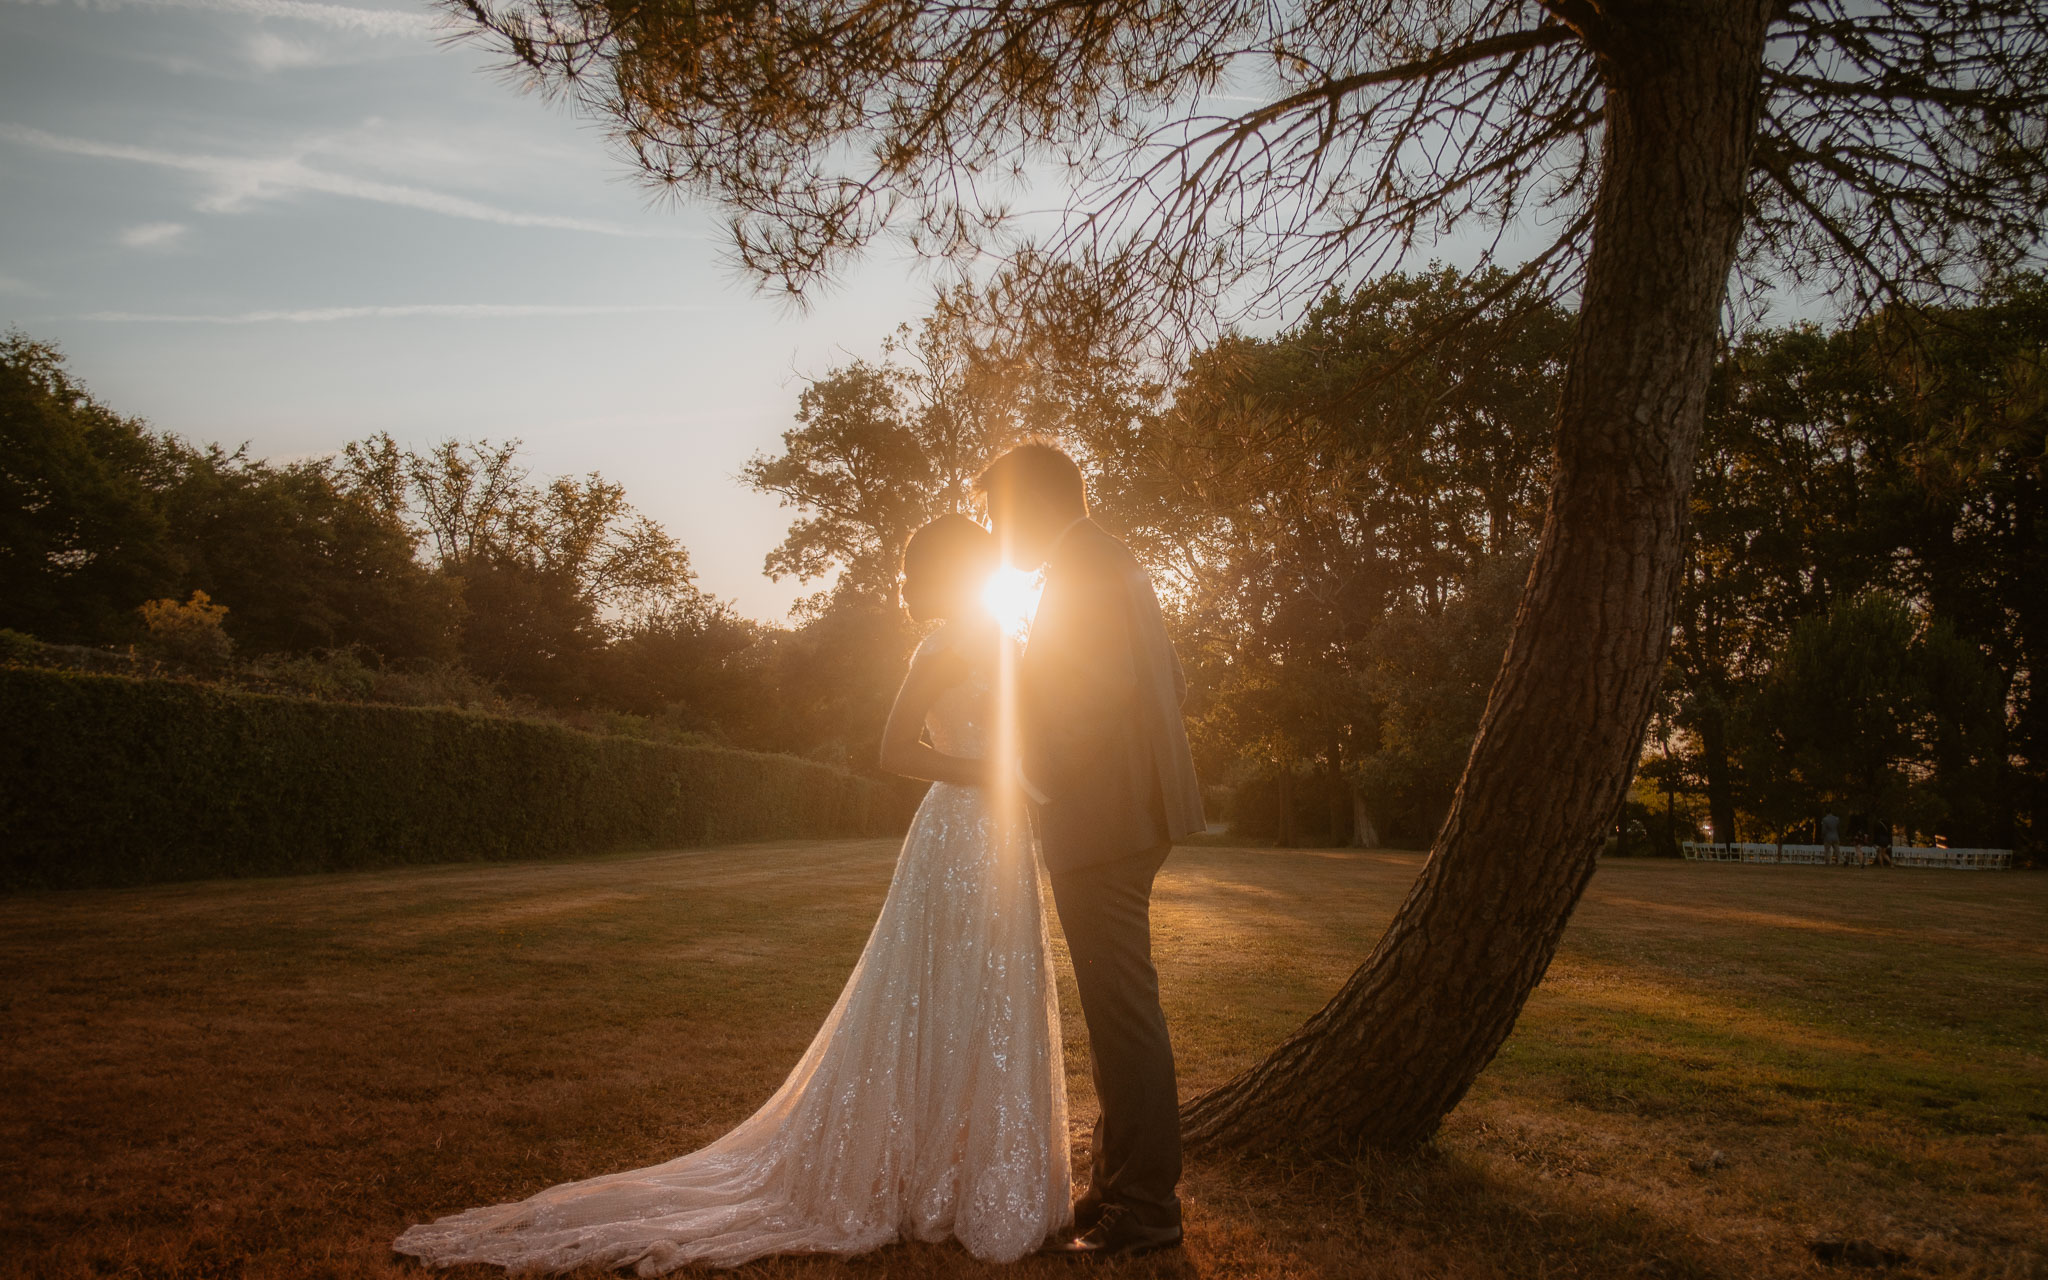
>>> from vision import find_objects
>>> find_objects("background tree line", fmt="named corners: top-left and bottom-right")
top-left (3, 270), bottom-right (2039, 855)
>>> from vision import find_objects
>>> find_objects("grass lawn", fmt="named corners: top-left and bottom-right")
top-left (2, 842), bottom-right (2042, 1279)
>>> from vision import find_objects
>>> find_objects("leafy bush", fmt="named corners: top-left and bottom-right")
top-left (242, 646), bottom-right (519, 714)
top-left (136, 590), bottom-right (234, 671)
top-left (0, 667), bottom-right (925, 890)
top-left (0, 628), bottom-right (45, 667)
top-left (249, 646), bottom-right (379, 701)
top-left (363, 662), bottom-right (515, 713)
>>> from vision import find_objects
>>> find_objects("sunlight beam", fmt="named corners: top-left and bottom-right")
top-left (980, 566), bottom-right (1042, 641)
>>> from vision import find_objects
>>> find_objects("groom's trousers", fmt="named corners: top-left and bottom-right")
top-left (1047, 841), bottom-right (1181, 1232)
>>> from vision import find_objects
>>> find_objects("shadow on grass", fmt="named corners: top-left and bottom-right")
top-left (394, 1146), bottom-right (1730, 1280)
top-left (1176, 1144), bottom-right (1729, 1280)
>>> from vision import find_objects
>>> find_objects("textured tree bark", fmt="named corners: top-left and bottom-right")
top-left (1184, 1), bottom-right (1776, 1153)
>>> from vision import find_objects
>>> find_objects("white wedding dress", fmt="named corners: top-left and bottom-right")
top-left (394, 627), bottom-right (1071, 1274)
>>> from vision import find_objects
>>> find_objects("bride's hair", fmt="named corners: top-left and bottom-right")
top-left (899, 514), bottom-right (997, 624)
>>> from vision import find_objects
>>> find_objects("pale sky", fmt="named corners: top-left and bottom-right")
top-left (0, 0), bottom-right (942, 619)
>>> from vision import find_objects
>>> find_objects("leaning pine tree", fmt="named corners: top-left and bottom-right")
top-left (448, 0), bottom-right (2048, 1152)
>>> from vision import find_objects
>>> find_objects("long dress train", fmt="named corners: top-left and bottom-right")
top-left (393, 628), bottom-right (1070, 1273)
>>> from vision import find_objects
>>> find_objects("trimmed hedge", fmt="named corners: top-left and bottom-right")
top-left (0, 666), bottom-right (925, 889)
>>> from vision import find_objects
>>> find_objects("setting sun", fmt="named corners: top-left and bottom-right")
top-left (981, 566), bottom-right (1043, 638)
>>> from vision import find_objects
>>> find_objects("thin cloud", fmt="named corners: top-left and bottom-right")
top-left (0, 273), bottom-right (49, 297)
top-left (244, 31), bottom-right (325, 70)
top-left (6, 0), bottom-right (441, 38)
top-left (80, 302), bottom-right (711, 322)
top-left (0, 123), bottom-right (670, 238)
top-left (119, 221), bottom-right (189, 248)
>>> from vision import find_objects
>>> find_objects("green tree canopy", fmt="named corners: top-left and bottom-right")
top-left (1736, 592), bottom-right (2004, 842)
top-left (0, 333), bottom-right (177, 643)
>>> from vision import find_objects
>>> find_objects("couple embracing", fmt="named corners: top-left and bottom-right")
top-left (396, 443), bottom-right (1206, 1273)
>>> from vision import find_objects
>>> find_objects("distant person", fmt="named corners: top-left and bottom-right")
top-left (1821, 812), bottom-right (1842, 864)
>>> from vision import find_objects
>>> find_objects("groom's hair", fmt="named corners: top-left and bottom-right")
top-left (972, 441), bottom-right (1087, 518)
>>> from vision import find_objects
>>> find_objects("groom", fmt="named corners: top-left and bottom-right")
top-left (975, 443), bottom-right (1205, 1259)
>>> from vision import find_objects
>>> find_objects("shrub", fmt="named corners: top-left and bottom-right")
top-left (364, 661), bottom-right (516, 714)
top-left (136, 590), bottom-right (233, 671)
top-left (252, 647), bottom-right (379, 701)
top-left (0, 667), bottom-right (926, 890)
top-left (0, 628), bottom-right (45, 667)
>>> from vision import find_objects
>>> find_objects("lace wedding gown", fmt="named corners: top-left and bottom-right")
top-left (394, 627), bottom-right (1071, 1274)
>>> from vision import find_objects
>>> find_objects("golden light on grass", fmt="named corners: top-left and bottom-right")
top-left (5, 850), bottom-right (2044, 1279)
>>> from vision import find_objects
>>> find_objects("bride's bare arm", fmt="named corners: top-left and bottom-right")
top-left (878, 648), bottom-right (994, 787)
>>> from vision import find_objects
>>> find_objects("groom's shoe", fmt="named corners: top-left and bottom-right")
top-left (1042, 1205), bottom-right (1182, 1259)
top-left (1070, 1195), bottom-right (1106, 1234)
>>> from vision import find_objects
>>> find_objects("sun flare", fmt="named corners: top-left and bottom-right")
top-left (981, 567), bottom-right (1043, 639)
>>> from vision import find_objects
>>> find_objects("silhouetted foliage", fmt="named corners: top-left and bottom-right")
top-left (1732, 592), bottom-right (2004, 843)
top-left (449, 0), bottom-right (2046, 329)
top-left (0, 333), bottom-right (177, 642)
top-left (1658, 279), bottom-right (2048, 850)
top-left (1139, 269), bottom-right (1569, 844)
top-left (10, 268), bottom-right (2042, 857)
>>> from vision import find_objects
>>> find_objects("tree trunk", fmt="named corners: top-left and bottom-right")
top-left (1351, 789), bottom-right (1380, 849)
top-left (2012, 469), bottom-right (2047, 856)
top-left (1183, 4), bottom-right (1774, 1154)
top-left (1699, 696), bottom-right (1739, 845)
top-left (1275, 767), bottom-right (1295, 848)
top-left (1326, 738), bottom-right (1351, 846)
top-left (1615, 756), bottom-right (1640, 857)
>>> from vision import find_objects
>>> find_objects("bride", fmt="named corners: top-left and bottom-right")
top-left (393, 513), bottom-right (1071, 1274)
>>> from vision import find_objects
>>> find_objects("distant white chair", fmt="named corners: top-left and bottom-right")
top-left (1891, 846), bottom-right (2013, 870)
top-left (1772, 843), bottom-right (1830, 865)
top-left (1680, 841), bottom-right (1747, 862)
top-left (1682, 840), bottom-right (2010, 869)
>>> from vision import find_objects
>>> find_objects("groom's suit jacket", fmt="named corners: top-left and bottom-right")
top-left (1021, 518), bottom-right (1205, 873)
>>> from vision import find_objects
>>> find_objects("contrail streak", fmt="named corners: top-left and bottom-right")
top-left (0, 123), bottom-right (670, 238)
top-left (4, 0), bottom-right (442, 38)
top-left (79, 302), bottom-right (711, 322)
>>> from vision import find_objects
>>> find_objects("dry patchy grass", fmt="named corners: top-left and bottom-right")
top-left (2, 843), bottom-right (2042, 1280)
